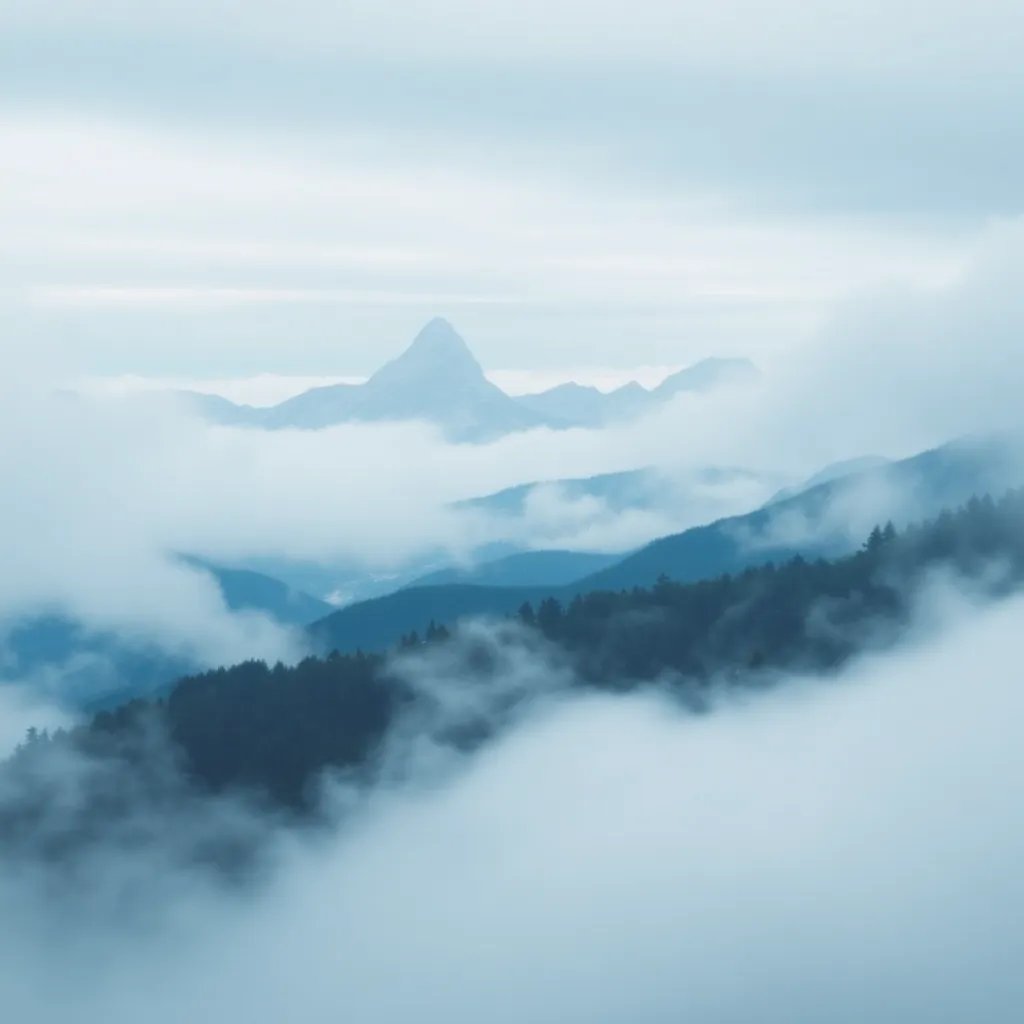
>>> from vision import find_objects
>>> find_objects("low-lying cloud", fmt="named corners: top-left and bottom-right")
top-left (2, 216), bottom-right (1024, 705)
top-left (0, 685), bottom-right (73, 759)
top-left (3, 581), bottom-right (1024, 1021)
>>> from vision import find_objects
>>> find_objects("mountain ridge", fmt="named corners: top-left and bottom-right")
top-left (309, 433), bottom-right (1024, 655)
top-left (185, 319), bottom-right (758, 440)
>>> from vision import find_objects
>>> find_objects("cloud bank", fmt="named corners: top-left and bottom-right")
top-left (3, 581), bottom-right (1024, 1022)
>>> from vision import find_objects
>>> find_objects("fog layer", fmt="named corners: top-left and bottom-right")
top-left (3, 586), bottom-right (1024, 1022)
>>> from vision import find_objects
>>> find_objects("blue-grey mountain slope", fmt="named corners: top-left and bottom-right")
top-left (310, 434), bottom-right (1024, 655)
top-left (179, 557), bottom-right (332, 627)
top-left (235, 466), bottom-right (770, 608)
top-left (567, 434), bottom-right (1024, 593)
top-left (308, 583), bottom-right (563, 656)
top-left (459, 465), bottom-right (770, 518)
top-left (407, 549), bottom-right (622, 589)
top-left (765, 455), bottom-right (892, 505)
top-left (232, 542), bottom-right (524, 607)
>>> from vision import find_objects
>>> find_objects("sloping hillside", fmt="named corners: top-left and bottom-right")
top-left (408, 549), bottom-right (621, 589)
top-left (310, 434), bottom-right (1024, 654)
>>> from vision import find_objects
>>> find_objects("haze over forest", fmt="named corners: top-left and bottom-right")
top-left (3, 1), bottom-right (1024, 1022)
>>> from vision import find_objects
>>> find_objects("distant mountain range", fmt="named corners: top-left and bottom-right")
top-left (178, 557), bottom-right (332, 627)
top-left (457, 465), bottom-right (774, 518)
top-left (405, 459), bottom-right (886, 592)
top-left (228, 545), bottom-right (524, 609)
top-left (209, 459), bottom-right (883, 609)
top-left (0, 560), bottom-right (330, 710)
top-left (187, 318), bottom-right (759, 441)
top-left (309, 433), bottom-right (1024, 655)
top-left (217, 464), bottom-right (779, 607)
top-left (204, 454), bottom-right (938, 608)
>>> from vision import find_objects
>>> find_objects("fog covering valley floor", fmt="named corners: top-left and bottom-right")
top-left (3, 492), bottom-right (1024, 1022)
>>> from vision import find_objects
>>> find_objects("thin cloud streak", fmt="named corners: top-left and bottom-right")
top-left (27, 287), bottom-right (526, 309)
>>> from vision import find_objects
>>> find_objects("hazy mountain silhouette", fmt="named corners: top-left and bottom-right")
top-left (459, 465), bottom-right (772, 518)
top-left (764, 455), bottom-right (892, 506)
top-left (186, 319), bottom-right (758, 440)
top-left (515, 358), bottom-right (759, 427)
top-left (179, 557), bottom-right (332, 627)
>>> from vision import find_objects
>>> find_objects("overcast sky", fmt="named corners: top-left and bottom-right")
top-left (1, 0), bottom-right (1022, 377)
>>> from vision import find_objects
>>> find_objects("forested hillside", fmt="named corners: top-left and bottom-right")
top-left (4, 490), bottom-right (1023, 847)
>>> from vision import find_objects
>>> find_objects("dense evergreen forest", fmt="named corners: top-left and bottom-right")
top-left (4, 491), bottom-right (1024, 857)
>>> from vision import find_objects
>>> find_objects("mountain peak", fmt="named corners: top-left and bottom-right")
top-left (369, 318), bottom-right (485, 387)
top-left (349, 318), bottom-right (545, 440)
top-left (406, 317), bottom-right (480, 364)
